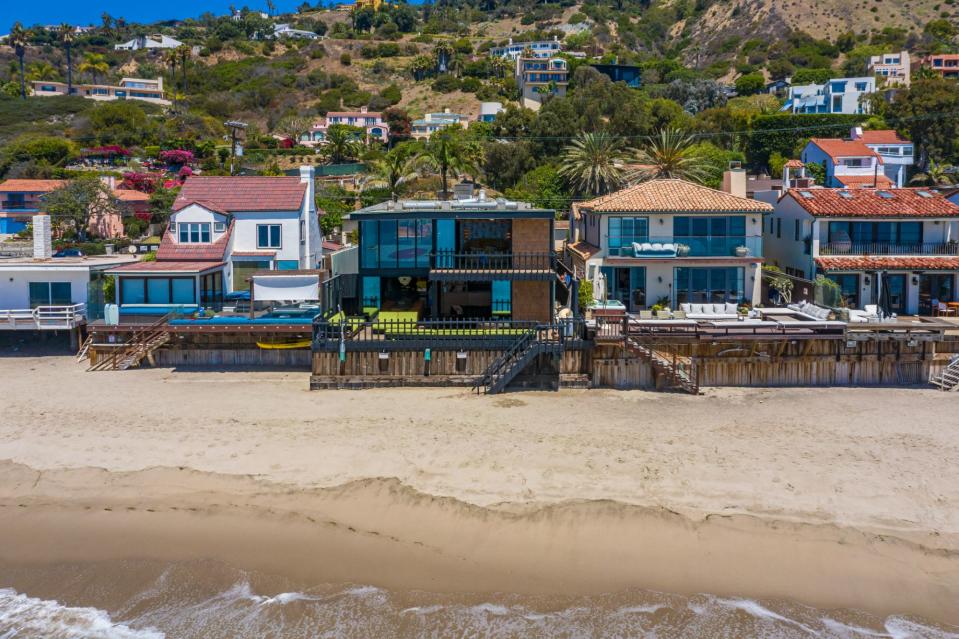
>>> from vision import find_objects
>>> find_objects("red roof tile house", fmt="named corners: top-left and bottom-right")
top-left (105, 167), bottom-right (322, 311)
top-left (763, 187), bottom-right (959, 315)
top-left (800, 138), bottom-right (895, 190)
top-left (574, 178), bottom-right (772, 313)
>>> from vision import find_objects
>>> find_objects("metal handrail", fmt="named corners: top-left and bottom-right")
top-left (819, 241), bottom-right (959, 256)
top-left (93, 310), bottom-right (174, 371)
top-left (430, 251), bottom-right (555, 271)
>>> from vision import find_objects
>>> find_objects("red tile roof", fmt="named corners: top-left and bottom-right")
top-left (114, 188), bottom-right (151, 202)
top-left (579, 179), bottom-right (772, 213)
top-left (834, 174), bottom-right (895, 189)
top-left (786, 188), bottom-right (959, 218)
top-left (816, 256), bottom-right (959, 271)
top-left (321, 240), bottom-right (345, 252)
top-left (105, 260), bottom-right (226, 273)
top-left (156, 221), bottom-right (233, 261)
top-left (326, 111), bottom-right (383, 118)
top-left (808, 139), bottom-right (882, 163)
top-left (784, 159), bottom-right (804, 168)
top-left (173, 176), bottom-right (306, 212)
top-left (0, 179), bottom-right (67, 193)
top-left (855, 130), bottom-right (910, 145)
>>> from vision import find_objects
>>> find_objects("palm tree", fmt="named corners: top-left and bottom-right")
top-left (417, 126), bottom-right (480, 200)
top-left (410, 55), bottom-right (433, 81)
top-left (321, 124), bottom-right (363, 164)
top-left (59, 24), bottom-right (75, 95)
top-left (558, 131), bottom-right (628, 196)
top-left (78, 52), bottom-right (109, 85)
top-left (177, 45), bottom-right (190, 98)
top-left (27, 61), bottom-right (60, 81)
top-left (163, 49), bottom-right (178, 110)
top-left (9, 23), bottom-right (27, 99)
top-left (100, 12), bottom-right (113, 36)
top-left (910, 160), bottom-right (956, 187)
top-left (361, 144), bottom-right (421, 201)
top-left (266, 0), bottom-right (276, 17)
top-left (433, 41), bottom-right (455, 74)
top-left (627, 128), bottom-right (711, 184)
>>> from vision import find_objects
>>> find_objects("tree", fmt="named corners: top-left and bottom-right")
top-left (886, 78), bottom-right (959, 170)
top-left (163, 49), bottom-right (178, 110)
top-left (791, 68), bottom-right (832, 85)
top-left (360, 143), bottom-right (420, 201)
top-left (59, 24), bottom-right (75, 96)
top-left (274, 115), bottom-right (310, 143)
top-left (628, 129), bottom-right (711, 184)
top-left (734, 73), bottom-right (765, 97)
top-left (27, 62), bottom-right (60, 81)
top-left (9, 23), bottom-right (27, 99)
top-left (417, 126), bottom-right (482, 200)
top-left (558, 131), bottom-right (628, 196)
top-left (910, 160), bottom-right (956, 187)
top-left (383, 107), bottom-right (412, 144)
top-left (482, 141), bottom-right (536, 191)
top-left (86, 101), bottom-right (155, 147)
top-left (178, 45), bottom-right (191, 98)
top-left (78, 52), bottom-right (109, 85)
top-left (505, 164), bottom-right (568, 211)
top-left (43, 176), bottom-right (119, 241)
top-left (321, 124), bottom-right (363, 164)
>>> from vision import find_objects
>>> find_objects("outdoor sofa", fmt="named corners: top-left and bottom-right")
top-left (679, 302), bottom-right (740, 320)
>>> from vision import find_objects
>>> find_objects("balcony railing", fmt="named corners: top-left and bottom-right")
top-left (429, 251), bottom-right (555, 280)
top-left (610, 236), bottom-right (762, 258)
top-left (0, 304), bottom-right (86, 330)
top-left (819, 242), bottom-right (959, 256)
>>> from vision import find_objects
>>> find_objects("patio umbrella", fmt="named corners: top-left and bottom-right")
top-left (877, 271), bottom-right (894, 320)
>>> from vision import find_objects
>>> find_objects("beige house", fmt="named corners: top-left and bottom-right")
top-left (31, 77), bottom-right (170, 106)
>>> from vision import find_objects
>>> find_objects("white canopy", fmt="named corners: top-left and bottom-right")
top-left (251, 274), bottom-right (320, 301)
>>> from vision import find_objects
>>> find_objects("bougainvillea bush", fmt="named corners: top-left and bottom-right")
top-left (158, 149), bottom-right (195, 165)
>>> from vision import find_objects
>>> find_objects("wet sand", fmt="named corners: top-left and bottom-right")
top-left (0, 354), bottom-right (958, 629)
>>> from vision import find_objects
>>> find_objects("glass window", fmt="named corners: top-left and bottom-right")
top-left (827, 274), bottom-right (859, 308)
top-left (899, 222), bottom-right (921, 245)
top-left (178, 223), bottom-right (210, 244)
top-left (362, 276), bottom-right (380, 309)
top-left (50, 282), bottom-right (71, 305)
top-left (674, 267), bottom-right (744, 305)
top-left (492, 280), bottom-right (511, 315)
top-left (416, 219), bottom-right (433, 268)
top-left (378, 221), bottom-right (398, 268)
top-left (276, 260), bottom-right (299, 270)
top-left (257, 224), bottom-right (281, 249)
top-left (607, 216), bottom-right (648, 254)
top-left (121, 278), bottom-right (146, 304)
top-left (28, 281), bottom-right (71, 307)
top-left (171, 279), bottom-right (195, 304)
top-left (147, 278), bottom-right (171, 304)
top-left (397, 219), bottom-right (417, 268)
top-left (361, 220), bottom-right (379, 268)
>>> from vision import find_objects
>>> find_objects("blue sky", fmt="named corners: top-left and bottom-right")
top-left (7, 0), bottom-right (325, 28)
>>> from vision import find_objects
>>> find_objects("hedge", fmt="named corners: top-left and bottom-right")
top-left (745, 113), bottom-right (865, 167)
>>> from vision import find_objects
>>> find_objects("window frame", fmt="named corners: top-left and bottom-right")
top-left (178, 222), bottom-right (211, 244)
top-left (256, 224), bottom-right (283, 249)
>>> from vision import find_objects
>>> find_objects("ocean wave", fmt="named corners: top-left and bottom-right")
top-left (0, 588), bottom-right (163, 639)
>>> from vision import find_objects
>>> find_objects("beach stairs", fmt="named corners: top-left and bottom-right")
top-left (87, 313), bottom-right (173, 372)
top-left (929, 357), bottom-right (959, 391)
top-left (75, 332), bottom-right (94, 363)
top-left (625, 338), bottom-right (700, 395)
top-left (475, 330), bottom-right (562, 395)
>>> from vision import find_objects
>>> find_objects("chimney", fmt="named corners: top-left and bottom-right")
top-left (32, 214), bottom-right (52, 260)
top-left (850, 126), bottom-right (863, 140)
top-left (721, 162), bottom-right (747, 198)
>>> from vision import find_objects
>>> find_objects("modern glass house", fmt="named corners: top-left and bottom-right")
top-left (348, 196), bottom-right (557, 323)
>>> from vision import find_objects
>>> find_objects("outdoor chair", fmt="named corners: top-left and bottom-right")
top-left (656, 310), bottom-right (671, 320)
top-left (672, 310), bottom-right (686, 319)
top-left (639, 310), bottom-right (654, 320)
top-left (939, 302), bottom-right (957, 317)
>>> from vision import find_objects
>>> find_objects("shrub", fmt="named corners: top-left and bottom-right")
top-left (432, 74), bottom-right (461, 93)
top-left (340, 52), bottom-right (352, 66)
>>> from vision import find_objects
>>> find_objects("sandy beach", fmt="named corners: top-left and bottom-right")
top-left (1, 352), bottom-right (959, 635)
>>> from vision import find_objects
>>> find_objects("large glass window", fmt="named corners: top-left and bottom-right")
top-left (178, 223), bottom-right (210, 244)
top-left (492, 280), bottom-right (511, 316)
top-left (147, 278), bottom-right (171, 304)
top-left (379, 220), bottom-right (398, 268)
top-left (828, 222), bottom-right (923, 246)
top-left (28, 281), bottom-right (71, 307)
top-left (360, 219), bottom-right (435, 269)
top-left (120, 278), bottom-right (146, 304)
top-left (607, 217), bottom-right (649, 255)
top-left (674, 267), bottom-right (744, 305)
top-left (361, 220), bottom-right (379, 268)
top-left (674, 216), bottom-right (746, 256)
top-left (826, 274), bottom-right (859, 308)
top-left (257, 224), bottom-right (282, 249)
top-left (171, 279), bottom-right (195, 304)
top-left (121, 277), bottom-right (195, 304)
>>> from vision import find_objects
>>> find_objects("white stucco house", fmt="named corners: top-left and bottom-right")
top-left (105, 167), bottom-right (323, 310)
top-left (783, 77), bottom-right (876, 114)
top-left (115, 34), bottom-right (183, 51)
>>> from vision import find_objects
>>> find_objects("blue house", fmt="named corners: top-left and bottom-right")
top-left (590, 64), bottom-right (641, 88)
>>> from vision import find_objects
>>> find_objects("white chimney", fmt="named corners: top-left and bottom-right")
top-left (850, 126), bottom-right (863, 140)
top-left (32, 214), bottom-right (52, 260)
top-left (722, 163), bottom-right (747, 199)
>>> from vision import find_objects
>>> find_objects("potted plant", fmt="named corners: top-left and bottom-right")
top-left (734, 245), bottom-right (749, 257)
top-left (676, 243), bottom-right (690, 257)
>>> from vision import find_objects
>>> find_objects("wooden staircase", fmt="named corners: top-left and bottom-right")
top-left (87, 313), bottom-right (173, 372)
top-left (475, 329), bottom-right (562, 395)
top-left (930, 357), bottom-right (959, 392)
top-left (625, 338), bottom-right (700, 394)
top-left (75, 333), bottom-right (94, 363)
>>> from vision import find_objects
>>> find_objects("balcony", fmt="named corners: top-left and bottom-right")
top-left (429, 251), bottom-right (555, 281)
top-left (819, 242), bottom-right (959, 256)
top-left (609, 236), bottom-right (762, 258)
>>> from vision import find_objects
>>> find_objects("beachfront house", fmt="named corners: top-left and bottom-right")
top-left (568, 175), bottom-right (772, 312)
top-left (782, 77), bottom-right (876, 114)
top-left (760, 187), bottom-right (959, 315)
top-left (0, 215), bottom-right (137, 340)
top-left (104, 168), bottom-right (322, 312)
top-left (348, 194), bottom-right (557, 323)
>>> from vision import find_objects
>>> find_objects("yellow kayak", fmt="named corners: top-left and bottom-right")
top-left (256, 339), bottom-right (312, 350)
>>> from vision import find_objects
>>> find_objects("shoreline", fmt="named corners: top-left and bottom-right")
top-left (1, 461), bottom-right (958, 627)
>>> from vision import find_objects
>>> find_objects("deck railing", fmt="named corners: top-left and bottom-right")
top-left (0, 304), bottom-right (86, 330)
top-left (430, 251), bottom-right (555, 272)
top-left (313, 316), bottom-right (585, 351)
top-left (819, 241), bottom-right (959, 256)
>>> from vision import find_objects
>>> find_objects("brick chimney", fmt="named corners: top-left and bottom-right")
top-left (721, 162), bottom-right (747, 198)
top-left (32, 214), bottom-right (52, 260)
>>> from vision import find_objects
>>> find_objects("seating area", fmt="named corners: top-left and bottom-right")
top-left (631, 241), bottom-right (677, 258)
top-left (786, 300), bottom-right (837, 321)
top-left (679, 302), bottom-right (741, 320)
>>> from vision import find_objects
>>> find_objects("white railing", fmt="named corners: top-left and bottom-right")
top-left (0, 304), bottom-right (87, 330)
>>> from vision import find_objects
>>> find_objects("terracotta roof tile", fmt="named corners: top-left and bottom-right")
top-left (816, 256), bottom-right (959, 271)
top-left (855, 130), bottom-right (910, 145)
top-left (0, 179), bottom-right (67, 193)
top-left (786, 188), bottom-right (959, 218)
top-left (579, 179), bottom-right (773, 213)
top-left (156, 220), bottom-right (233, 261)
top-left (173, 176), bottom-right (306, 212)
top-left (113, 188), bottom-right (151, 202)
top-left (784, 159), bottom-right (804, 168)
top-left (567, 240), bottom-right (601, 259)
top-left (808, 138), bottom-right (882, 163)
top-left (105, 261), bottom-right (226, 273)
top-left (834, 175), bottom-right (895, 189)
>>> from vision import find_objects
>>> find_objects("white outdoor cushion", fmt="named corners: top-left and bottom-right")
top-left (680, 303), bottom-right (692, 313)
top-left (690, 303), bottom-right (703, 314)
top-left (724, 303), bottom-right (737, 314)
